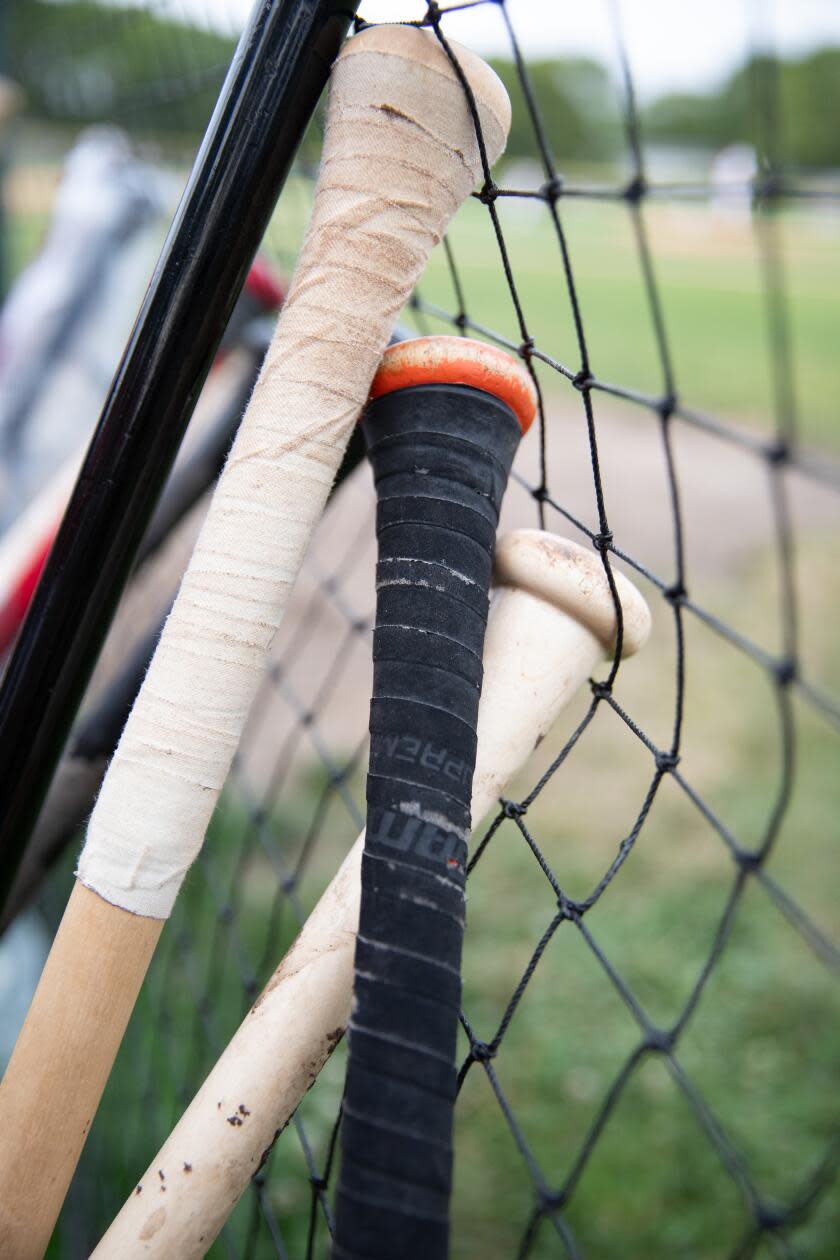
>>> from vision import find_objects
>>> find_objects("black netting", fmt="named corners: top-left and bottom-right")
top-left (4, 1), bottom-right (840, 1257)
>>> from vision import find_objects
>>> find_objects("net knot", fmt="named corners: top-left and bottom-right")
top-left (533, 484), bottom-right (550, 504)
top-left (766, 438), bottom-right (790, 465)
top-left (592, 530), bottom-right (613, 552)
top-left (478, 181), bottom-right (499, 206)
top-left (623, 174), bottom-right (647, 204)
top-left (501, 797), bottom-right (526, 820)
top-left (557, 892), bottom-right (583, 922)
top-left (310, 1175), bottom-right (328, 1193)
top-left (591, 680), bottom-right (612, 701)
top-left (541, 175), bottom-right (563, 202)
top-left (422, 1), bottom-right (442, 27)
top-left (774, 656), bottom-right (796, 687)
top-left (658, 391), bottom-right (677, 420)
top-left (645, 1027), bottom-right (675, 1054)
top-left (755, 1201), bottom-right (787, 1231)
top-left (664, 582), bottom-right (687, 606)
top-left (736, 847), bottom-right (763, 873)
top-left (470, 1039), bottom-right (495, 1063)
top-left (572, 368), bottom-right (593, 392)
top-left (753, 174), bottom-right (783, 203)
top-left (538, 1187), bottom-right (567, 1212)
top-left (454, 311), bottom-right (468, 330)
top-left (519, 336), bottom-right (535, 361)
top-left (655, 749), bottom-right (679, 774)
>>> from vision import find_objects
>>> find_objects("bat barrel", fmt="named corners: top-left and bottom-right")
top-left (335, 337), bottom-right (535, 1259)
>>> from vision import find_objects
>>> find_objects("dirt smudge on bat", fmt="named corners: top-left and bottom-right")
top-left (139, 1206), bottom-right (167, 1240)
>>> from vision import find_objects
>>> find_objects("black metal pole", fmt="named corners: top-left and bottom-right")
top-left (0, 0), bottom-right (359, 912)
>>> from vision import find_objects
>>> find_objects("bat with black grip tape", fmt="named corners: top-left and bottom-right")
top-left (0, 27), bottom-right (510, 1259)
top-left (334, 335), bottom-right (536, 1260)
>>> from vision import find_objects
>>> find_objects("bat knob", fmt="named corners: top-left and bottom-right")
top-left (493, 529), bottom-right (651, 658)
top-left (335, 25), bottom-right (511, 174)
top-left (370, 335), bottom-right (537, 434)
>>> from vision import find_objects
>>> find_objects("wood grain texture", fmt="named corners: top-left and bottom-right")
top-left (0, 884), bottom-right (162, 1259)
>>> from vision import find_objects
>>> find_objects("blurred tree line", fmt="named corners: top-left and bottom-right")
top-left (646, 48), bottom-right (840, 170)
top-left (8, 1), bottom-right (840, 171)
top-left (8, 0), bottom-right (234, 137)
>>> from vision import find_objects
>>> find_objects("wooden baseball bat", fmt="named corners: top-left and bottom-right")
top-left (0, 27), bottom-right (510, 1259)
top-left (92, 526), bottom-right (651, 1258)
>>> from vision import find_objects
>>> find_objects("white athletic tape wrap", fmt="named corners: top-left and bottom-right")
top-left (76, 26), bottom-right (510, 918)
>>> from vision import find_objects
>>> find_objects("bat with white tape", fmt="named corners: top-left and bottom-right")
top-left (91, 525), bottom-right (650, 1258)
top-left (0, 27), bottom-right (510, 1259)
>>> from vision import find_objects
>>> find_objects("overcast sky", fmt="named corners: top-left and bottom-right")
top-left (183, 0), bottom-right (840, 100)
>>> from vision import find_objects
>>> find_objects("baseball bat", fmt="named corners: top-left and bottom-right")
top-left (334, 336), bottom-right (535, 1257)
top-left (0, 27), bottom-right (510, 1258)
top-left (92, 525), bottom-right (650, 1258)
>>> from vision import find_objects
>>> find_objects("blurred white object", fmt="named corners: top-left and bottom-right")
top-left (0, 909), bottom-right (50, 1069)
top-left (710, 142), bottom-right (757, 222)
top-left (0, 126), bottom-right (177, 529)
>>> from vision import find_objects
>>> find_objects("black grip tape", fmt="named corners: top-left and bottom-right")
top-left (333, 384), bottom-right (522, 1260)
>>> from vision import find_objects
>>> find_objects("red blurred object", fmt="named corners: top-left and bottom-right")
top-left (0, 528), bottom-right (55, 656)
top-left (244, 254), bottom-right (286, 311)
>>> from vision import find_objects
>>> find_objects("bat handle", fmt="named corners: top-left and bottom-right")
top-left (334, 338), bottom-right (535, 1260)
